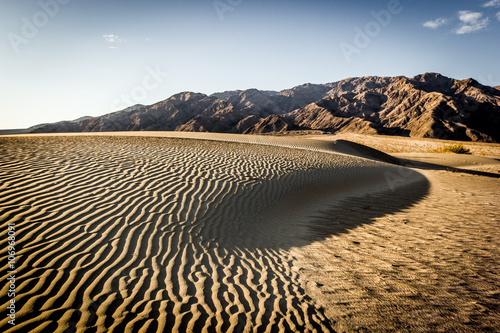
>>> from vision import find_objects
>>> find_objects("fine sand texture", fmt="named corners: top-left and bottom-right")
top-left (0, 132), bottom-right (498, 332)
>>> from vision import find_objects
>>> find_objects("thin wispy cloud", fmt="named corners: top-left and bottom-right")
top-left (454, 11), bottom-right (489, 34)
top-left (483, 0), bottom-right (500, 7)
top-left (423, 18), bottom-right (448, 29)
top-left (497, 12), bottom-right (500, 21)
top-left (102, 34), bottom-right (127, 43)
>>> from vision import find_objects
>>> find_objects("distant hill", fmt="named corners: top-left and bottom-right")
top-left (29, 74), bottom-right (500, 142)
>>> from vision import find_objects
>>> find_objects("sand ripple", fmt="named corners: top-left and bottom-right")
top-left (0, 134), bottom-right (422, 332)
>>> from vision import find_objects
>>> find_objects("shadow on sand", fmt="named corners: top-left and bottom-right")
top-left (304, 176), bottom-right (430, 244)
top-left (398, 158), bottom-right (500, 179)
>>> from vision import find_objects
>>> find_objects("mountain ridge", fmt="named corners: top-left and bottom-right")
top-left (29, 73), bottom-right (500, 142)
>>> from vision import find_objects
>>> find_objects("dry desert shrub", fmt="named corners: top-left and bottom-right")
top-left (428, 143), bottom-right (471, 154)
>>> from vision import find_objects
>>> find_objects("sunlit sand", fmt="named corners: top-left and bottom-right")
top-left (1, 132), bottom-right (498, 332)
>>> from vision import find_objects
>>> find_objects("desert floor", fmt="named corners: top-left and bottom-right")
top-left (0, 132), bottom-right (499, 332)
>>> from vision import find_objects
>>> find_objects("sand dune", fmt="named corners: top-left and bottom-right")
top-left (295, 167), bottom-right (500, 332)
top-left (0, 133), bottom-right (426, 332)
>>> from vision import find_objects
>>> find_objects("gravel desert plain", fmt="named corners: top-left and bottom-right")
top-left (0, 132), bottom-right (499, 332)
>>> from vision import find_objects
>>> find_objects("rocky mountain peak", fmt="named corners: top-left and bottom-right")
top-left (411, 72), bottom-right (455, 93)
top-left (169, 91), bottom-right (207, 103)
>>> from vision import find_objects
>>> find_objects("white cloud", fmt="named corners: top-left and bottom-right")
top-left (483, 0), bottom-right (500, 7)
top-left (497, 12), bottom-right (500, 21)
top-left (459, 11), bottom-right (483, 24)
top-left (454, 11), bottom-right (489, 34)
top-left (102, 34), bottom-right (126, 43)
top-left (423, 18), bottom-right (448, 29)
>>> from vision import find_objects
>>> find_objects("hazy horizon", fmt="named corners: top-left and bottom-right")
top-left (2, 0), bottom-right (500, 129)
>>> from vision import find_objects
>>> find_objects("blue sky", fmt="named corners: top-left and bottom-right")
top-left (1, 0), bottom-right (500, 129)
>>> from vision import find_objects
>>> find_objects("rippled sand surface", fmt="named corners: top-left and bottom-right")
top-left (0, 133), bottom-right (455, 332)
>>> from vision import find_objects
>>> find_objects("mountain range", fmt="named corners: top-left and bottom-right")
top-left (29, 73), bottom-right (500, 142)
